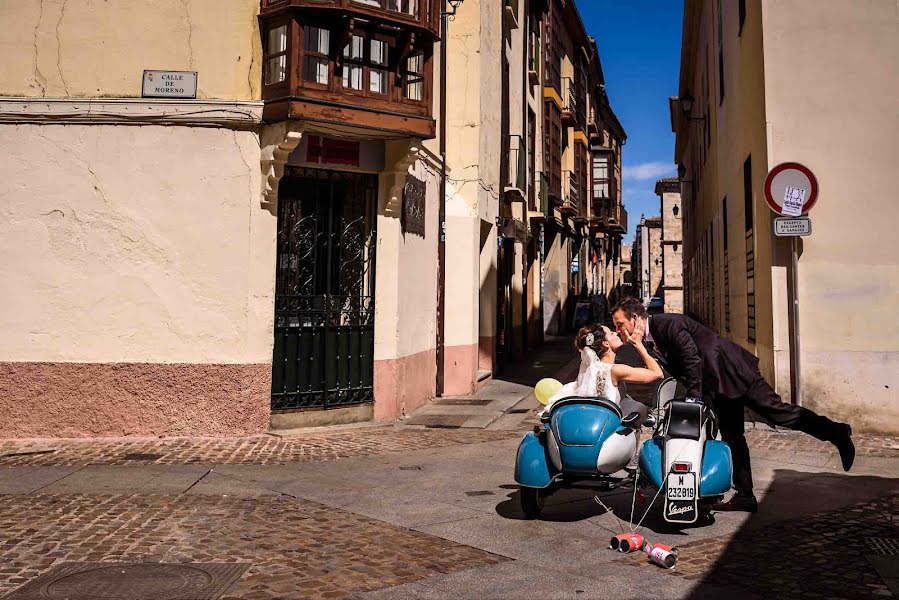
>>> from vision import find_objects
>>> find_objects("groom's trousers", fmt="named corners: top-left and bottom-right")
top-left (711, 368), bottom-right (844, 495)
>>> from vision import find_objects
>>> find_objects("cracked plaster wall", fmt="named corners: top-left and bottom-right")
top-left (0, 123), bottom-right (272, 364)
top-left (0, 0), bottom-right (261, 99)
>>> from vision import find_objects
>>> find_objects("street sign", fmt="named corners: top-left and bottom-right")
top-left (142, 70), bottom-right (198, 98)
top-left (774, 216), bottom-right (812, 237)
top-left (764, 162), bottom-right (819, 216)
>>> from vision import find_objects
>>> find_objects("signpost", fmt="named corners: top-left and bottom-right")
top-left (764, 162), bottom-right (818, 406)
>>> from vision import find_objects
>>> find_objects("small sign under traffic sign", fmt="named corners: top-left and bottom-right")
top-left (774, 216), bottom-right (812, 237)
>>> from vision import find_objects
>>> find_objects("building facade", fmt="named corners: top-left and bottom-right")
top-left (0, 0), bottom-right (628, 437)
top-left (632, 216), bottom-right (663, 304)
top-left (0, 0), bottom-right (446, 436)
top-left (671, 0), bottom-right (898, 433)
top-left (541, 0), bottom-right (627, 336)
top-left (656, 177), bottom-right (683, 313)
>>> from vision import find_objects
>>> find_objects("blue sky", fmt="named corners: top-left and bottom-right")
top-left (575, 0), bottom-right (684, 243)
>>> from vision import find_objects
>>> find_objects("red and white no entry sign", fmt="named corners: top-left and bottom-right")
top-left (764, 162), bottom-right (819, 217)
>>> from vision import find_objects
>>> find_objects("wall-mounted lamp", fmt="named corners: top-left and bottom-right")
top-left (442, 0), bottom-right (464, 17)
top-left (678, 93), bottom-right (706, 122)
top-left (672, 204), bottom-right (679, 217)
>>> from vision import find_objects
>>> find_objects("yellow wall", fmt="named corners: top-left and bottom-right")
top-left (0, 0), bottom-right (261, 100)
top-left (677, 0), bottom-right (899, 432)
top-left (0, 124), bottom-right (269, 363)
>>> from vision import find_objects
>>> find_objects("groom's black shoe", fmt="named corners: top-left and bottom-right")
top-left (833, 423), bottom-right (855, 472)
top-left (712, 493), bottom-right (758, 513)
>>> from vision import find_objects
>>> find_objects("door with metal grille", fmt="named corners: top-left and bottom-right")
top-left (271, 167), bottom-right (377, 411)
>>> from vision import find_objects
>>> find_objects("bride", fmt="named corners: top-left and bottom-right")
top-left (543, 322), bottom-right (664, 415)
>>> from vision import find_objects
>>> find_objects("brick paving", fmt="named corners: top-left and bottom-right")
top-left (623, 494), bottom-right (899, 599)
top-left (0, 428), bottom-right (516, 467)
top-left (0, 493), bottom-right (508, 599)
top-left (744, 428), bottom-right (899, 458)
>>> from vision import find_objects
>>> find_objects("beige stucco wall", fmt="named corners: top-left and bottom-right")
top-left (0, 123), bottom-right (269, 363)
top-left (678, 0), bottom-right (898, 432)
top-left (0, 0), bottom-right (261, 100)
top-left (760, 0), bottom-right (899, 431)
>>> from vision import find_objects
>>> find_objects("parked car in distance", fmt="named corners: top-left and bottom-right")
top-left (647, 296), bottom-right (664, 315)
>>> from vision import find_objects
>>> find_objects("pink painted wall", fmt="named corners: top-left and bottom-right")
top-left (442, 343), bottom-right (478, 395)
top-left (0, 362), bottom-right (270, 438)
top-left (373, 348), bottom-right (436, 421)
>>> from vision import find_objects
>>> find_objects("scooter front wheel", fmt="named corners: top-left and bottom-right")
top-left (520, 487), bottom-right (545, 519)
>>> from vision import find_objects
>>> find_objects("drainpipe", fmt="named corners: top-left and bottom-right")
top-left (436, 0), bottom-right (449, 396)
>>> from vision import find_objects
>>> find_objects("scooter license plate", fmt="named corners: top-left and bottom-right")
top-left (666, 473), bottom-right (696, 500)
top-left (665, 472), bottom-right (698, 523)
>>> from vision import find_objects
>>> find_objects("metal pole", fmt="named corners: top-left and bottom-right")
top-left (436, 1), bottom-right (448, 396)
top-left (791, 236), bottom-right (802, 406)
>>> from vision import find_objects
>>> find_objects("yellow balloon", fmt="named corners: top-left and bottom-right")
top-left (534, 378), bottom-right (563, 405)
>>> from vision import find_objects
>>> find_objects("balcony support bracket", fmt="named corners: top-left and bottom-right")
top-left (260, 121), bottom-right (305, 210)
top-left (383, 138), bottom-right (422, 218)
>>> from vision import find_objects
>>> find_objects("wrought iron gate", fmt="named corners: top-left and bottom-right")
top-left (271, 168), bottom-right (377, 411)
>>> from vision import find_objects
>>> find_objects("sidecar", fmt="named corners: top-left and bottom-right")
top-left (514, 396), bottom-right (642, 518)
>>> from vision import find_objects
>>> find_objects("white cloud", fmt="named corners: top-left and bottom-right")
top-left (622, 161), bottom-right (676, 181)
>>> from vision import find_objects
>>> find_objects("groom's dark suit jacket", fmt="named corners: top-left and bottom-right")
top-left (648, 313), bottom-right (760, 398)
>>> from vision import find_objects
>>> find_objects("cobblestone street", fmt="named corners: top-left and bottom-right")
top-left (1, 420), bottom-right (897, 599)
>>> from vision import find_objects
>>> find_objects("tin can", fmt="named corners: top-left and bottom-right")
top-left (648, 545), bottom-right (678, 569)
top-left (610, 532), bottom-right (644, 553)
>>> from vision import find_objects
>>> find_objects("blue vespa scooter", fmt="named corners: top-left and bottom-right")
top-left (514, 378), bottom-right (734, 523)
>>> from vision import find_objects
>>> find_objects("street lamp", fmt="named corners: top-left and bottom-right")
top-left (678, 93), bottom-right (705, 122)
top-left (442, 0), bottom-right (464, 17)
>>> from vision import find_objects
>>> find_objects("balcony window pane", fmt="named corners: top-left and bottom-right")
top-left (343, 35), bottom-right (364, 59)
top-left (304, 26), bottom-right (330, 54)
top-left (370, 69), bottom-right (387, 94)
top-left (404, 52), bottom-right (424, 101)
top-left (371, 40), bottom-right (388, 66)
top-left (343, 64), bottom-right (363, 90)
top-left (387, 0), bottom-right (416, 16)
top-left (304, 56), bottom-right (329, 84)
top-left (353, 0), bottom-right (380, 6)
top-left (264, 55), bottom-right (287, 85)
top-left (268, 25), bottom-right (287, 54)
top-left (303, 26), bottom-right (330, 84)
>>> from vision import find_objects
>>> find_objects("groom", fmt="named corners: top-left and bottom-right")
top-left (611, 297), bottom-right (855, 513)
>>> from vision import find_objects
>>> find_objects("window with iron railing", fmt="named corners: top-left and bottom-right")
top-left (562, 169), bottom-right (578, 210)
top-left (538, 173), bottom-right (549, 216)
top-left (561, 77), bottom-right (576, 113)
top-left (507, 134), bottom-right (526, 192)
top-left (528, 21), bottom-right (540, 79)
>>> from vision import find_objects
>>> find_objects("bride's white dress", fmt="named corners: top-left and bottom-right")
top-left (543, 347), bottom-right (620, 412)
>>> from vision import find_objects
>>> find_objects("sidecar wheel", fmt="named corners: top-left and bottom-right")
top-left (520, 487), bottom-right (545, 519)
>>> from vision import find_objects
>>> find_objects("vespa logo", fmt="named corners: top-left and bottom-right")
top-left (668, 504), bottom-right (694, 517)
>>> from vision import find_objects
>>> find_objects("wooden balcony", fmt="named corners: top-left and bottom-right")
top-left (560, 77), bottom-right (577, 126)
top-left (260, 0), bottom-right (440, 38)
top-left (608, 204), bottom-right (627, 233)
top-left (559, 170), bottom-right (578, 215)
top-left (259, 0), bottom-right (438, 138)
